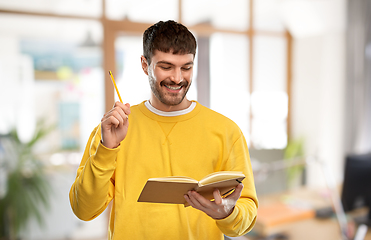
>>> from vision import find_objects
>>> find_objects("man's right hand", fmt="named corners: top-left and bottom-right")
top-left (101, 101), bottom-right (131, 149)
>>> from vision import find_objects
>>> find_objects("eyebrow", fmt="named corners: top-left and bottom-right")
top-left (157, 61), bottom-right (194, 66)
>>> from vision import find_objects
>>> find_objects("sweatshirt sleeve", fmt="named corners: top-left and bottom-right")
top-left (69, 124), bottom-right (119, 221)
top-left (216, 133), bottom-right (258, 237)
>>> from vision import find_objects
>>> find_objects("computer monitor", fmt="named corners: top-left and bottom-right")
top-left (341, 153), bottom-right (371, 226)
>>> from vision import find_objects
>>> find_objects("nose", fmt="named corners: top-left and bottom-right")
top-left (170, 68), bottom-right (183, 84)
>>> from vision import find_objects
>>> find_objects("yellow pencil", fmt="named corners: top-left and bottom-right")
top-left (109, 71), bottom-right (123, 103)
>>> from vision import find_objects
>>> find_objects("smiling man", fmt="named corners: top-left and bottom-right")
top-left (70, 20), bottom-right (258, 240)
top-left (143, 50), bottom-right (194, 110)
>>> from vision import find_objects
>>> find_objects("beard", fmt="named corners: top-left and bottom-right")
top-left (149, 76), bottom-right (191, 106)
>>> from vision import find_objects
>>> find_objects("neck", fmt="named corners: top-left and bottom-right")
top-left (149, 96), bottom-right (192, 112)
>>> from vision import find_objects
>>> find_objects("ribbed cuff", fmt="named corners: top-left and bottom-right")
top-left (215, 205), bottom-right (239, 226)
top-left (92, 141), bottom-right (120, 170)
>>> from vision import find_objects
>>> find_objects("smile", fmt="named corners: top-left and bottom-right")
top-left (164, 85), bottom-right (182, 90)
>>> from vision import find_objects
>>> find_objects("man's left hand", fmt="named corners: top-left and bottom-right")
top-left (184, 183), bottom-right (243, 219)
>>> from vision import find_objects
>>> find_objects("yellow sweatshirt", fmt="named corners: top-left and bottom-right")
top-left (70, 101), bottom-right (258, 240)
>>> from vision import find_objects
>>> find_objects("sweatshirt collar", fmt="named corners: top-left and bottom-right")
top-left (144, 100), bottom-right (197, 117)
top-left (138, 100), bottom-right (202, 123)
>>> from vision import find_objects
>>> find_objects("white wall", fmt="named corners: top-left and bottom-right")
top-left (289, 0), bottom-right (347, 187)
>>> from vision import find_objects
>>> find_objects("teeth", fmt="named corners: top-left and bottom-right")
top-left (165, 85), bottom-right (182, 90)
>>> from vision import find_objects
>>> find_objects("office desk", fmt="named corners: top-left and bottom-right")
top-left (247, 187), bottom-right (371, 240)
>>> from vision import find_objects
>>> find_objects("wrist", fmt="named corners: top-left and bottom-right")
top-left (100, 140), bottom-right (120, 149)
top-left (213, 206), bottom-right (235, 220)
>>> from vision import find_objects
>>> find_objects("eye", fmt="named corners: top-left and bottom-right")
top-left (159, 66), bottom-right (171, 70)
top-left (182, 66), bottom-right (193, 71)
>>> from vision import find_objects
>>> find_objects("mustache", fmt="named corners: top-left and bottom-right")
top-left (160, 80), bottom-right (188, 87)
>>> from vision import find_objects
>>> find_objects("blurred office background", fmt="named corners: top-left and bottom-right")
top-left (0, 0), bottom-right (370, 239)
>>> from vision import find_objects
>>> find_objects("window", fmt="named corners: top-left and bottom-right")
top-left (209, 33), bottom-right (250, 141)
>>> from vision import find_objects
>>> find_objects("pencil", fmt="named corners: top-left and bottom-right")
top-left (109, 71), bottom-right (123, 103)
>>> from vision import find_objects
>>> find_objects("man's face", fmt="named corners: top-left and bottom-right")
top-left (141, 50), bottom-right (194, 110)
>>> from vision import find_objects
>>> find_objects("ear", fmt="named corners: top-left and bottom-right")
top-left (141, 56), bottom-right (149, 75)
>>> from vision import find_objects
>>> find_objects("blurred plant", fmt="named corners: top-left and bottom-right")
top-left (284, 138), bottom-right (305, 189)
top-left (0, 120), bottom-right (54, 240)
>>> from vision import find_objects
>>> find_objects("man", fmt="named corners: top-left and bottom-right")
top-left (70, 20), bottom-right (258, 240)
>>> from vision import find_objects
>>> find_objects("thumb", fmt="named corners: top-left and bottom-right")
top-left (213, 189), bottom-right (223, 205)
top-left (226, 183), bottom-right (243, 200)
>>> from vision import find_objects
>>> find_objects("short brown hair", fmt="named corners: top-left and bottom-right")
top-left (143, 20), bottom-right (197, 65)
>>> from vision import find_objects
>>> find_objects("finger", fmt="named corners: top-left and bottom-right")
top-left (104, 104), bottom-right (128, 120)
top-left (124, 103), bottom-right (131, 117)
top-left (104, 106), bottom-right (121, 118)
top-left (102, 111), bottom-right (125, 128)
top-left (226, 183), bottom-right (243, 200)
top-left (213, 189), bottom-right (223, 205)
top-left (188, 191), bottom-right (213, 209)
top-left (186, 191), bottom-right (207, 211)
top-left (114, 101), bottom-right (131, 116)
top-left (111, 111), bottom-right (125, 126)
top-left (184, 194), bottom-right (193, 207)
top-left (102, 115), bottom-right (120, 128)
top-left (184, 192), bottom-right (199, 209)
top-left (113, 106), bottom-right (129, 122)
top-left (104, 102), bottom-right (130, 122)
